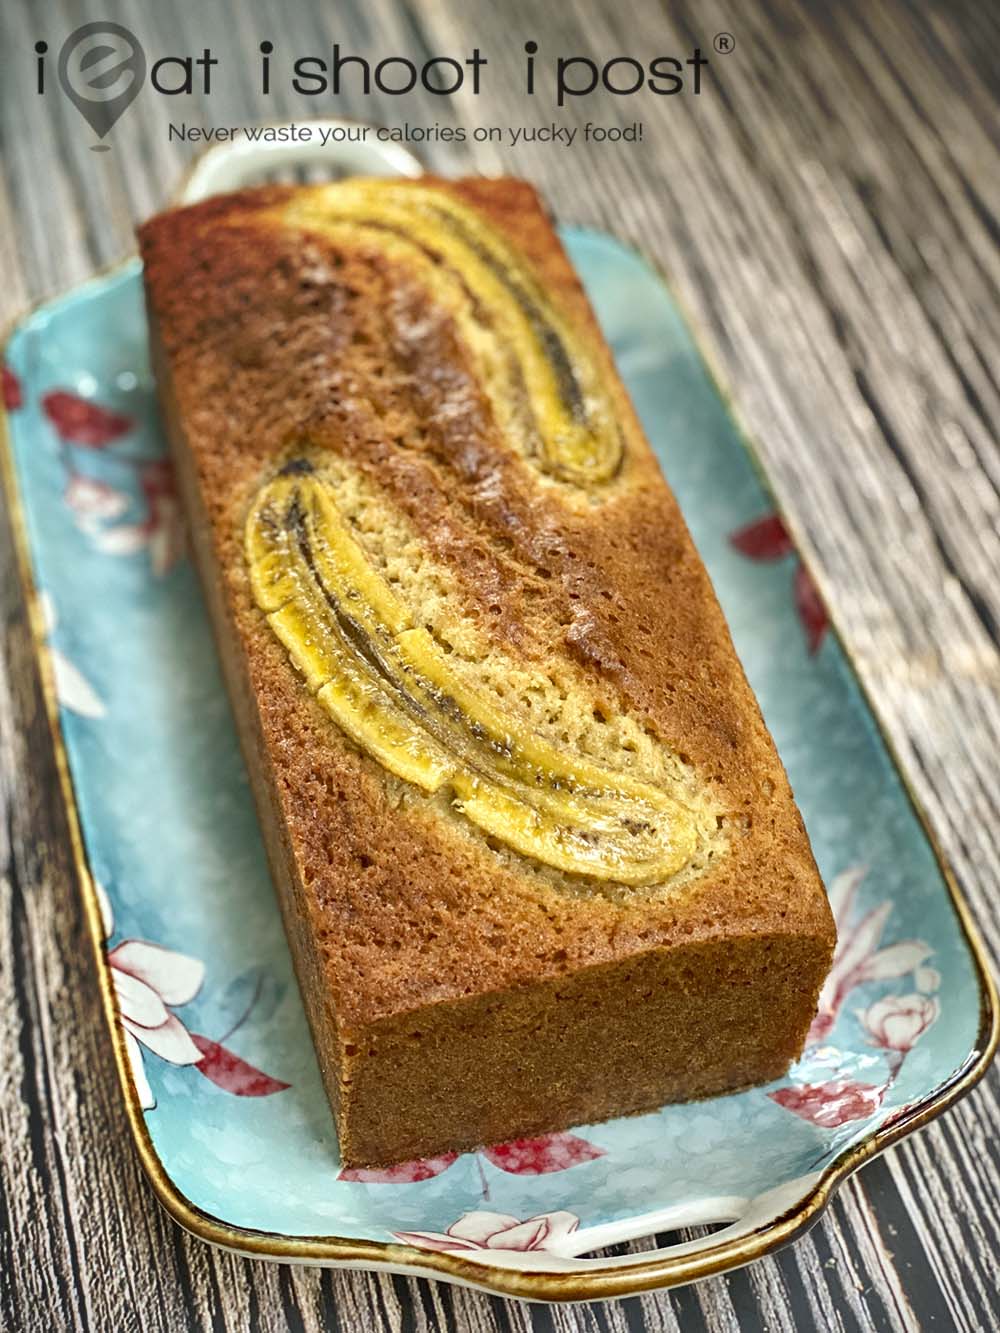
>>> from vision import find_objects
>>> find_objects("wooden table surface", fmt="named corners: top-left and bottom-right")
top-left (3, 0), bottom-right (999, 1329)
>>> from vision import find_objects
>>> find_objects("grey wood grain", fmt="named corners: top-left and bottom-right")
top-left (2, 0), bottom-right (999, 1329)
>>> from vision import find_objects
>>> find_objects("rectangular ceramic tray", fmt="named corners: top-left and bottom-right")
top-left (1, 126), bottom-right (995, 1302)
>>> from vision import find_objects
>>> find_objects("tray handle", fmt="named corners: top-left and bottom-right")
top-left (425, 1173), bottom-right (824, 1283)
top-left (176, 118), bottom-right (423, 205)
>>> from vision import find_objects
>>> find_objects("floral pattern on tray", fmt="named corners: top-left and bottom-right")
top-left (0, 231), bottom-right (985, 1250)
top-left (769, 866), bottom-right (939, 1131)
top-left (394, 1209), bottom-right (581, 1255)
top-left (94, 880), bottom-right (290, 1109)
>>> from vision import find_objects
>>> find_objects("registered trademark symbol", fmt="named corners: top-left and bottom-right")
top-left (714, 32), bottom-right (736, 54)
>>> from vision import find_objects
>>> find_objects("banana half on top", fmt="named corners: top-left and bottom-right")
top-left (269, 180), bottom-right (624, 489)
top-left (246, 458), bottom-right (697, 887)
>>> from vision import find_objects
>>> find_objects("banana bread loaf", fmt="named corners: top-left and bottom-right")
top-left (139, 176), bottom-right (835, 1167)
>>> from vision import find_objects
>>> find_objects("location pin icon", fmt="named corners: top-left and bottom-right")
top-left (58, 22), bottom-right (146, 151)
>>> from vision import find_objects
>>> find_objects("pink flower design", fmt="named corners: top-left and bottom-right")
top-left (770, 1079), bottom-right (885, 1128)
top-left (42, 389), bottom-right (132, 447)
top-left (729, 512), bottom-right (829, 654)
top-left (794, 564), bottom-right (828, 656)
top-left (729, 514), bottom-right (793, 561)
top-left (339, 1132), bottom-right (604, 1186)
top-left (140, 458), bottom-right (185, 576)
top-left (48, 391), bottom-right (185, 577)
top-left (394, 1209), bottom-right (579, 1255)
top-left (3, 364), bottom-right (23, 410)
top-left (859, 993), bottom-right (939, 1053)
top-left (481, 1133), bottom-right (605, 1175)
top-left (340, 1154), bottom-right (461, 1185)
top-left (90, 459), bottom-right (185, 576)
top-left (108, 937), bottom-right (205, 1110)
top-left (915, 965), bottom-right (941, 994)
top-left (809, 866), bottom-right (933, 1045)
top-left (771, 867), bottom-right (941, 1130)
top-left (96, 882), bottom-right (288, 1108)
top-left (65, 474), bottom-right (130, 532)
top-left (187, 1034), bottom-right (290, 1097)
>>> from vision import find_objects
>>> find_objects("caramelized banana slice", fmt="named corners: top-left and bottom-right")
top-left (281, 182), bottom-right (623, 486)
top-left (246, 463), bottom-right (696, 885)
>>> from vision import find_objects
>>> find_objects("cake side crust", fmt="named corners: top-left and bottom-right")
top-left (336, 926), bottom-right (830, 1167)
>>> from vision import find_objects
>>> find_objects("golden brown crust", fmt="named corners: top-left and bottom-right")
top-left (140, 176), bottom-right (834, 1165)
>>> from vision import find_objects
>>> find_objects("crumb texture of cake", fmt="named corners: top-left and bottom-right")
top-left (139, 175), bottom-right (835, 1167)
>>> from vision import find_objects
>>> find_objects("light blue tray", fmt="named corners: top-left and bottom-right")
top-left (2, 228), bottom-right (994, 1301)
